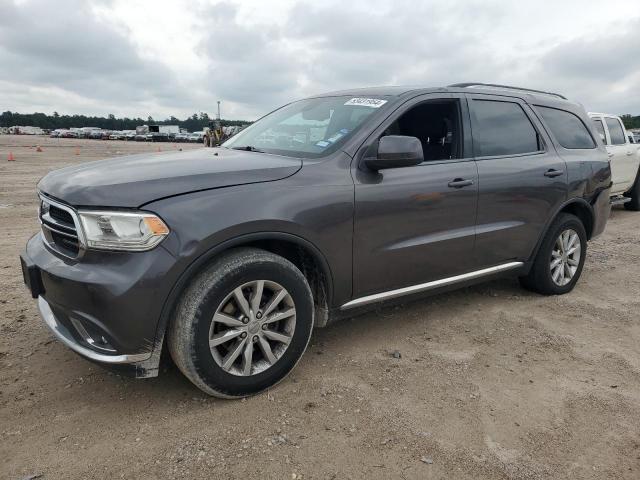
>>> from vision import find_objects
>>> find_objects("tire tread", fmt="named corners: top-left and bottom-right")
top-left (167, 247), bottom-right (313, 398)
top-left (519, 213), bottom-right (586, 295)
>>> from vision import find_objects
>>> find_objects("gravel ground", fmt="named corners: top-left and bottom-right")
top-left (1, 135), bottom-right (639, 480)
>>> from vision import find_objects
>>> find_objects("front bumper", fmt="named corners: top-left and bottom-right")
top-left (20, 233), bottom-right (178, 377)
top-left (37, 295), bottom-right (150, 364)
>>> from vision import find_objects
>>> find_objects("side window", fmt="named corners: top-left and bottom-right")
top-left (534, 106), bottom-right (596, 149)
top-left (605, 117), bottom-right (626, 145)
top-left (382, 99), bottom-right (462, 161)
top-left (470, 100), bottom-right (540, 157)
top-left (592, 118), bottom-right (607, 145)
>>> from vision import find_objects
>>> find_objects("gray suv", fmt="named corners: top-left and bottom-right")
top-left (20, 83), bottom-right (612, 397)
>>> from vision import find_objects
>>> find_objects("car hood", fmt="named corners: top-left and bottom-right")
top-left (38, 147), bottom-right (302, 207)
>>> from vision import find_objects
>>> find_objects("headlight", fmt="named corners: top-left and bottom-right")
top-left (78, 210), bottom-right (170, 251)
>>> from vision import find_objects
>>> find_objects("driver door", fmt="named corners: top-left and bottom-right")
top-left (352, 94), bottom-right (478, 299)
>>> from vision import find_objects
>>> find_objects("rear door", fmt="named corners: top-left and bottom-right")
top-left (468, 94), bottom-right (568, 267)
top-left (603, 115), bottom-right (637, 193)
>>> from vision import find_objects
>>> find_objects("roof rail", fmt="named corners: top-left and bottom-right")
top-left (448, 83), bottom-right (567, 100)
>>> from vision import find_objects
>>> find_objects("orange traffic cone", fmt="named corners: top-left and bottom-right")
top-left (75, 147), bottom-right (80, 155)
top-left (36, 145), bottom-right (43, 152)
top-left (8, 152), bottom-right (15, 161)
top-left (157, 146), bottom-right (162, 152)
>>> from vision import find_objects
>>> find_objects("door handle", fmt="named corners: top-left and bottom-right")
top-left (607, 152), bottom-right (614, 158)
top-left (627, 151), bottom-right (633, 156)
top-left (448, 178), bottom-right (474, 188)
top-left (544, 169), bottom-right (564, 178)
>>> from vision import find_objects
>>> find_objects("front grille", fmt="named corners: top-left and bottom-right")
top-left (49, 204), bottom-right (74, 224)
top-left (39, 196), bottom-right (82, 258)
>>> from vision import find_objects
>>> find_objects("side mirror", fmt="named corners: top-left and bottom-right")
top-left (364, 135), bottom-right (424, 171)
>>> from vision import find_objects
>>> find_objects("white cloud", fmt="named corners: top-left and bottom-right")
top-left (0, 0), bottom-right (638, 120)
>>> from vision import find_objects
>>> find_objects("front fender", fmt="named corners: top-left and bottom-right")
top-left (145, 179), bottom-right (354, 347)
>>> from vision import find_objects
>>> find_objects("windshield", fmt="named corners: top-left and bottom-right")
top-left (223, 95), bottom-right (390, 158)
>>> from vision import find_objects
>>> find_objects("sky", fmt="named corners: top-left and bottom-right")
top-left (0, 0), bottom-right (639, 121)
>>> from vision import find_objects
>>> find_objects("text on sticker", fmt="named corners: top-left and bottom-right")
top-left (344, 98), bottom-right (388, 108)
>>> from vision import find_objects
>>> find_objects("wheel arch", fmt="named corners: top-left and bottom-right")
top-left (154, 232), bottom-right (334, 354)
top-left (528, 197), bottom-right (595, 266)
top-left (559, 199), bottom-right (594, 240)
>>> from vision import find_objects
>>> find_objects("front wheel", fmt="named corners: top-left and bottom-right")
top-left (519, 213), bottom-right (587, 295)
top-left (168, 248), bottom-right (314, 398)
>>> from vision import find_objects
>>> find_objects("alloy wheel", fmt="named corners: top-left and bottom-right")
top-left (550, 228), bottom-right (581, 286)
top-left (208, 280), bottom-right (296, 376)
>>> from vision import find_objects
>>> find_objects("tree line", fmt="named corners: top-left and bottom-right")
top-left (2, 109), bottom-right (638, 132)
top-left (0, 111), bottom-right (250, 132)
top-left (621, 115), bottom-right (640, 130)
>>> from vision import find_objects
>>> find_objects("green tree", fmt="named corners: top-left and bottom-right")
top-left (0, 110), bottom-right (251, 131)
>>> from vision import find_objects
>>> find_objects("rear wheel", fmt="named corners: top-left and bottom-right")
top-left (168, 248), bottom-right (314, 398)
top-left (624, 169), bottom-right (640, 211)
top-left (519, 213), bottom-right (587, 295)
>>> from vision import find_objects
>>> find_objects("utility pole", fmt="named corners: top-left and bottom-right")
top-left (213, 101), bottom-right (222, 146)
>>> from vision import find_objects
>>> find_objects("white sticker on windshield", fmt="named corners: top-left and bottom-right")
top-left (327, 132), bottom-right (344, 143)
top-left (344, 98), bottom-right (388, 108)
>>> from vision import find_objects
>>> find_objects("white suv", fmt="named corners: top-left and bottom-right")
top-left (589, 112), bottom-right (640, 210)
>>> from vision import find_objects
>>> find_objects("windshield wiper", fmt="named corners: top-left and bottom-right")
top-left (231, 145), bottom-right (265, 153)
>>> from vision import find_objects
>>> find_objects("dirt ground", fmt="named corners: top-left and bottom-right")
top-left (1, 135), bottom-right (639, 480)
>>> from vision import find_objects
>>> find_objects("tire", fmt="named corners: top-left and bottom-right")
top-left (167, 248), bottom-right (314, 398)
top-left (624, 169), bottom-right (640, 211)
top-left (519, 213), bottom-right (587, 295)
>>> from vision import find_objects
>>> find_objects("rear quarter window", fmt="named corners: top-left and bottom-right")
top-left (605, 117), bottom-right (626, 145)
top-left (535, 106), bottom-right (596, 149)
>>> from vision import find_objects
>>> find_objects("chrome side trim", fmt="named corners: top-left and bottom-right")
top-left (340, 262), bottom-right (524, 310)
top-left (38, 296), bottom-right (150, 364)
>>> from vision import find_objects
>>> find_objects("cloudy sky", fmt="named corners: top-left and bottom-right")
top-left (1, 0), bottom-right (639, 121)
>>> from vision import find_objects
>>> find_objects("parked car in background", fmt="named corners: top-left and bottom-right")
top-left (189, 131), bottom-right (204, 143)
top-left (60, 130), bottom-right (78, 138)
top-left (589, 113), bottom-right (640, 210)
top-left (22, 84), bottom-right (612, 397)
top-left (109, 132), bottom-right (120, 140)
top-left (125, 131), bottom-right (136, 141)
top-left (174, 133), bottom-right (190, 143)
top-left (79, 127), bottom-right (100, 138)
